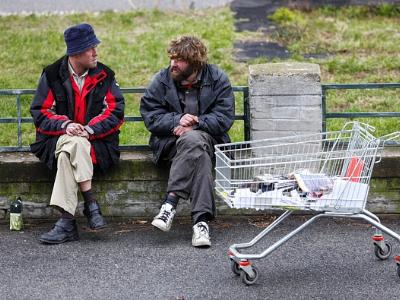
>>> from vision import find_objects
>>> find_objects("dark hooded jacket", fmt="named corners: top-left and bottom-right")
top-left (30, 56), bottom-right (125, 172)
top-left (140, 63), bottom-right (234, 164)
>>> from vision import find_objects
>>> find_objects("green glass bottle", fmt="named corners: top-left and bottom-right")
top-left (10, 197), bottom-right (23, 231)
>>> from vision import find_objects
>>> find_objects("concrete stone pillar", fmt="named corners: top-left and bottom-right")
top-left (248, 63), bottom-right (322, 141)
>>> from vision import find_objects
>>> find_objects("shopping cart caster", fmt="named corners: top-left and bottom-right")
top-left (239, 260), bottom-right (259, 285)
top-left (228, 251), bottom-right (241, 276)
top-left (395, 256), bottom-right (400, 278)
top-left (372, 235), bottom-right (392, 260)
top-left (230, 259), bottom-right (241, 276)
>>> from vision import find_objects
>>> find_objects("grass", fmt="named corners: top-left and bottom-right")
top-left (0, 5), bottom-right (399, 146)
top-left (0, 8), bottom-right (246, 146)
top-left (0, 9), bottom-right (241, 88)
top-left (260, 4), bottom-right (400, 135)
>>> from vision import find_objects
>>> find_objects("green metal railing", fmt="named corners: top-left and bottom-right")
top-left (0, 86), bottom-right (249, 152)
top-left (1, 83), bottom-right (399, 152)
top-left (322, 83), bottom-right (400, 132)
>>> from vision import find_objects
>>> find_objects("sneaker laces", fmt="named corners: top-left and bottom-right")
top-left (196, 223), bottom-right (209, 236)
top-left (158, 208), bottom-right (172, 222)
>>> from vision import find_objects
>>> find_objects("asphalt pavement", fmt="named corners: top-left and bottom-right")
top-left (1, 2), bottom-right (399, 297)
top-left (1, 215), bottom-right (400, 299)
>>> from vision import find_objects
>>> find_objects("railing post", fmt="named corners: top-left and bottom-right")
top-left (16, 94), bottom-right (22, 148)
top-left (243, 87), bottom-right (250, 141)
top-left (321, 86), bottom-right (327, 133)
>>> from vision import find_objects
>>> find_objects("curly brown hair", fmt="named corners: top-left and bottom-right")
top-left (167, 36), bottom-right (208, 70)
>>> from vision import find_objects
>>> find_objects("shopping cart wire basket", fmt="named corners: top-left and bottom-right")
top-left (215, 122), bottom-right (400, 285)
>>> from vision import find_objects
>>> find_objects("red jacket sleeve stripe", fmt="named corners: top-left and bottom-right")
top-left (36, 128), bottom-right (65, 136)
top-left (40, 90), bottom-right (69, 121)
top-left (88, 89), bottom-right (116, 126)
top-left (89, 119), bottom-right (124, 140)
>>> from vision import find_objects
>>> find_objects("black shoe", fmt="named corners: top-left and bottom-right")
top-left (83, 201), bottom-right (107, 230)
top-left (39, 218), bottom-right (79, 244)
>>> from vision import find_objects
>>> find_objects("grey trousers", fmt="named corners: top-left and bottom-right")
top-left (167, 130), bottom-right (216, 223)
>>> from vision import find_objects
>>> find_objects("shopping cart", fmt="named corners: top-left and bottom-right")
top-left (215, 122), bottom-right (400, 285)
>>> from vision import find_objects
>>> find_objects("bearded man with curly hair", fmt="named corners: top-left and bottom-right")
top-left (140, 36), bottom-right (234, 247)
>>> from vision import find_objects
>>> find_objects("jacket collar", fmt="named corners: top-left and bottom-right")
top-left (162, 72), bottom-right (182, 113)
top-left (59, 56), bottom-right (108, 83)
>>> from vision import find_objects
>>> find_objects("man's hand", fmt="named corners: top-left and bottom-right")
top-left (179, 114), bottom-right (198, 127)
top-left (78, 130), bottom-right (90, 139)
top-left (173, 125), bottom-right (193, 136)
top-left (66, 123), bottom-right (85, 136)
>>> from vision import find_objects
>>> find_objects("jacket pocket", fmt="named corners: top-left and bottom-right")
top-left (54, 93), bottom-right (68, 115)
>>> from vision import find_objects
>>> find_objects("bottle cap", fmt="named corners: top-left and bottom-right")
top-left (9, 197), bottom-right (23, 214)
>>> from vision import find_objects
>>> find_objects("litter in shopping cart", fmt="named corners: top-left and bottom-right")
top-left (292, 171), bottom-right (333, 194)
top-left (226, 169), bottom-right (365, 210)
top-left (215, 122), bottom-right (400, 285)
top-left (344, 156), bottom-right (365, 182)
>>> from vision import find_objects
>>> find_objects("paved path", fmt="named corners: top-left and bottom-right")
top-left (0, 0), bottom-right (232, 15)
top-left (1, 216), bottom-right (399, 299)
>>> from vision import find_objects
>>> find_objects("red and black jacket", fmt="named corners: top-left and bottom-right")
top-left (30, 56), bottom-right (125, 172)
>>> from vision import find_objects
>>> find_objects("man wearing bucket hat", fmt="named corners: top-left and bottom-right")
top-left (30, 23), bottom-right (125, 244)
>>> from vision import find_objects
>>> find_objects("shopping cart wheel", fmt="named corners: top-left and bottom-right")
top-left (374, 241), bottom-right (392, 260)
top-left (230, 259), bottom-right (241, 276)
top-left (240, 266), bottom-right (259, 286)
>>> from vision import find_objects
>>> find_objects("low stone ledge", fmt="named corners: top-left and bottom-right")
top-left (0, 148), bottom-right (399, 218)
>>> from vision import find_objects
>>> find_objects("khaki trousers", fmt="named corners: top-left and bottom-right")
top-left (50, 135), bottom-right (93, 215)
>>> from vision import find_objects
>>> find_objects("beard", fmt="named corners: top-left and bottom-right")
top-left (170, 63), bottom-right (196, 82)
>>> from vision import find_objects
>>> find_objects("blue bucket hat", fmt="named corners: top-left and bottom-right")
top-left (64, 23), bottom-right (101, 56)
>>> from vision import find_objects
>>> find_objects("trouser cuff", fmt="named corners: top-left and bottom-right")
top-left (192, 212), bottom-right (214, 224)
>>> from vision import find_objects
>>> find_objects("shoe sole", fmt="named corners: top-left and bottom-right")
top-left (151, 219), bottom-right (170, 232)
top-left (88, 224), bottom-right (107, 231)
top-left (39, 236), bottom-right (79, 244)
top-left (192, 240), bottom-right (211, 247)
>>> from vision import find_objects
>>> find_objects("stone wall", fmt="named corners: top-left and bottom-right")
top-left (0, 151), bottom-right (254, 218)
top-left (0, 149), bottom-right (399, 219)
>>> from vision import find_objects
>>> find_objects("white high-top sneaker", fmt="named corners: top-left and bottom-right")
top-left (151, 203), bottom-right (176, 232)
top-left (192, 221), bottom-right (211, 247)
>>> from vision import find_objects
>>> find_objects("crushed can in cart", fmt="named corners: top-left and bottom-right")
top-left (9, 197), bottom-right (23, 231)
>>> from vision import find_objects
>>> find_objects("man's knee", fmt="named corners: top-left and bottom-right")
top-left (57, 135), bottom-right (90, 155)
top-left (176, 131), bottom-right (206, 150)
top-left (68, 135), bottom-right (90, 148)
